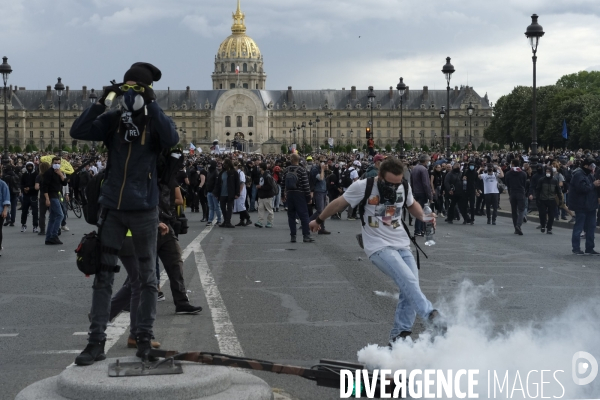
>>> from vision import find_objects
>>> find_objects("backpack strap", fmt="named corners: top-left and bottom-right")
top-left (359, 177), bottom-right (375, 227)
top-left (399, 178), bottom-right (428, 270)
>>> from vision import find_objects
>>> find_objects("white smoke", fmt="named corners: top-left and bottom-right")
top-left (357, 280), bottom-right (600, 399)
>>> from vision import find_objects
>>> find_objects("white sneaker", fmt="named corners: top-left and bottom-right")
top-left (33, 226), bottom-right (39, 233)
top-left (21, 225), bottom-right (27, 233)
top-left (61, 225), bottom-right (69, 231)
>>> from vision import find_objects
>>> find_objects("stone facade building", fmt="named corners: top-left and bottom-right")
top-left (0, 0), bottom-right (492, 154)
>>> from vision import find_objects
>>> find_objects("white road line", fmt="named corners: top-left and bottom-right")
top-left (0, 333), bottom-right (18, 337)
top-left (192, 226), bottom-right (244, 357)
top-left (36, 350), bottom-right (81, 355)
top-left (104, 312), bottom-right (130, 353)
top-left (72, 332), bottom-right (88, 336)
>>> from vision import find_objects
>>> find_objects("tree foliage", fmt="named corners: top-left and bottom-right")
top-left (486, 70), bottom-right (600, 150)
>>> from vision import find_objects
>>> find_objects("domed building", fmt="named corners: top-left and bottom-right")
top-left (4, 0), bottom-right (493, 154)
top-left (212, 0), bottom-right (266, 90)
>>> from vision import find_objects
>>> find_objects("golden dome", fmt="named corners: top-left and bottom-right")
top-left (217, 0), bottom-right (261, 60)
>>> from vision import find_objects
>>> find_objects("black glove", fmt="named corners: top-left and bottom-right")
top-left (138, 82), bottom-right (156, 104)
top-left (98, 83), bottom-right (123, 106)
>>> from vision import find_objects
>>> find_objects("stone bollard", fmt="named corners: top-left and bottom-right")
top-left (16, 357), bottom-right (274, 400)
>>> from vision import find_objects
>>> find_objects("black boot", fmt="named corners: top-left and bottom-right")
top-left (75, 340), bottom-right (106, 366)
top-left (136, 334), bottom-right (158, 362)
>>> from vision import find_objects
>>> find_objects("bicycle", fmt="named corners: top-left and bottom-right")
top-left (67, 196), bottom-right (83, 219)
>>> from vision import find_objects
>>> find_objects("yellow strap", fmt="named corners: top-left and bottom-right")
top-left (126, 230), bottom-right (132, 237)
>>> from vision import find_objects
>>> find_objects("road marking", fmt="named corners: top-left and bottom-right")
top-left (0, 333), bottom-right (18, 337)
top-left (72, 332), bottom-right (88, 336)
top-left (192, 226), bottom-right (244, 357)
top-left (36, 350), bottom-right (81, 355)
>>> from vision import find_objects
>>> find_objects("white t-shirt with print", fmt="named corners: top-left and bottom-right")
top-left (480, 172), bottom-right (499, 194)
top-left (343, 178), bottom-right (414, 257)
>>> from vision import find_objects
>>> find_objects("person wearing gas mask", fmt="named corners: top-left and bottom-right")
top-left (534, 165), bottom-right (562, 234)
top-left (70, 62), bottom-right (179, 365)
top-left (308, 158), bottom-right (446, 346)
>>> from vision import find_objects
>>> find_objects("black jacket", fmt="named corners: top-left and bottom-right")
top-left (444, 169), bottom-right (464, 196)
top-left (504, 169), bottom-right (527, 196)
top-left (205, 169), bottom-right (219, 194)
top-left (70, 102), bottom-right (179, 211)
top-left (21, 169), bottom-right (39, 197)
top-left (41, 168), bottom-right (67, 199)
top-left (213, 169), bottom-right (240, 202)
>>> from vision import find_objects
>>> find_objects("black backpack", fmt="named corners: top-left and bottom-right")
top-left (341, 168), bottom-right (353, 188)
top-left (74, 230), bottom-right (120, 276)
top-left (285, 167), bottom-right (300, 190)
top-left (82, 170), bottom-right (106, 225)
top-left (357, 177), bottom-right (428, 269)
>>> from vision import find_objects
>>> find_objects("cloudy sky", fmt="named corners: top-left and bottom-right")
top-left (4, 0), bottom-right (600, 103)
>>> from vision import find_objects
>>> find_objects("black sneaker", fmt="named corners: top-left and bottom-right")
top-left (175, 304), bottom-right (203, 315)
top-left (541, 228), bottom-right (546, 233)
top-left (427, 310), bottom-right (447, 337)
top-left (387, 331), bottom-right (412, 349)
top-left (290, 235), bottom-right (296, 243)
top-left (492, 220), bottom-right (496, 225)
top-left (547, 229), bottom-right (552, 234)
top-left (487, 219), bottom-right (491, 225)
top-left (136, 334), bottom-right (158, 362)
top-left (573, 250), bottom-right (585, 255)
top-left (157, 291), bottom-right (165, 302)
top-left (515, 226), bottom-right (523, 236)
top-left (75, 340), bottom-right (106, 366)
top-left (303, 235), bottom-right (315, 243)
top-left (584, 250), bottom-right (600, 256)
top-left (37, 229), bottom-right (45, 236)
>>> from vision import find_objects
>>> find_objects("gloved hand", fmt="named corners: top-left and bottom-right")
top-left (98, 83), bottom-right (123, 106)
top-left (137, 82), bottom-right (156, 104)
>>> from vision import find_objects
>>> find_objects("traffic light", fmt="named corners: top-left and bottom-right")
top-left (365, 127), bottom-right (371, 139)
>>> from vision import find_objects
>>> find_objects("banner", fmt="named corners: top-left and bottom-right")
top-left (328, 138), bottom-right (334, 146)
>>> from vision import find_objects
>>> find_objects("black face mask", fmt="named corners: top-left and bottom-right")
top-left (377, 179), bottom-right (399, 204)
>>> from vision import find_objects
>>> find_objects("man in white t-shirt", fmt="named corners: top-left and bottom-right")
top-left (478, 163), bottom-right (504, 225)
top-left (309, 158), bottom-right (445, 346)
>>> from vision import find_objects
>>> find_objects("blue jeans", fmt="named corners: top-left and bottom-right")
top-left (207, 192), bottom-right (222, 223)
top-left (285, 191), bottom-right (310, 236)
top-left (46, 198), bottom-right (64, 241)
top-left (309, 191), bottom-right (327, 229)
top-left (8, 194), bottom-right (18, 224)
top-left (369, 247), bottom-right (434, 341)
top-left (88, 208), bottom-right (158, 342)
top-left (572, 210), bottom-right (597, 253)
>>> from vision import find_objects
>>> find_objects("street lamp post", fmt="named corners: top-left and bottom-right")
top-left (315, 117), bottom-right (320, 149)
top-left (0, 57), bottom-right (12, 162)
top-left (442, 57), bottom-right (455, 159)
top-left (89, 89), bottom-right (98, 152)
top-left (326, 112), bottom-right (333, 149)
top-left (292, 126), bottom-right (297, 151)
top-left (367, 86), bottom-right (376, 141)
top-left (396, 77), bottom-right (406, 157)
top-left (309, 120), bottom-right (313, 148)
top-left (439, 106), bottom-right (446, 158)
top-left (525, 14), bottom-right (545, 170)
top-left (467, 101), bottom-right (474, 146)
top-left (301, 121), bottom-right (306, 153)
top-left (55, 77), bottom-right (65, 157)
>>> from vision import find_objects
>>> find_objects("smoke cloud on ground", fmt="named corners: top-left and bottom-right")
top-left (358, 280), bottom-right (600, 398)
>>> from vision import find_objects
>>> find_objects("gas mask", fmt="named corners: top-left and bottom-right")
top-left (121, 89), bottom-right (144, 113)
top-left (377, 179), bottom-right (399, 204)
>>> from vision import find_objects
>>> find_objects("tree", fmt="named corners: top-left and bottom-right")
top-left (491, 144), bottom-right (499, 151)
top-left (8, 145), bottom-right (14, 152)
top-left (25, 144), bottom-right (32, 152)
top-left (404, 143), bottom-right (413, 151)
top-left (303, 144), bottom-right (313, 153)
top-left (14, 146), bottom-right (22, 153)
top-left (345, 144), bottom-right (353, 153)
top-left (422, 144), bottom-right (429, 152)
top-left (385, 144), bottom-right (392, 152)
top-left (82, 144), bottom-right (90, 153)
top-left (477, 142), bottom-right (485, 152)
top-left (53, 147), bottom-right (60, 153)
top-left (32, 144), bottom-right (39, 151)
top-left (46, 144), bottom-right (53, 152)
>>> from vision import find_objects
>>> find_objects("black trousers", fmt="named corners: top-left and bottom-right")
top-left (21, 195), bottom-right (39, 227)
top-left (485, 193), bottom-right (499, 221)
top-left (448, 195), bottom-right (470, 222)
top-left (538, 199), bottom-right (556, 230)
top-left (466, 193), bottom-right (476, 220)
top-left (476, 193), bottom-right (485, 213)
top-left (198, 189), bottom-right (208, 219)
top-left (286, 191), bottom-right (310, 237)
top-left (157, 231), bottom-right (190, 307)
top-left (509, 194), bottom-right (526, 228)
top-left (219, 197), bottom-right (234, 224)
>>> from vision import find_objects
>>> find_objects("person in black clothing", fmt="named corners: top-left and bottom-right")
top-left (534, 165), bottom-right (562, 234)
top-left (205, 160), bottom-right (222, 226)
top-left (213, 158), bottom-right (240, 228)
top-left (20, 162), bottom-right (39, 233)
top-left (462, 161), bottom-right (478, 223)
top-left (431, 164), bottom-right (444, 217)
top-left (197, 164), bottom-right (208, 221)
top-left (78, 164), bottom-right (92, 202)
top-left (41, 156), bottom-right (67, 244)
top-left (444, 163), bottom-right (471, 224)
top-left (528, 166), bottom-right (545, 226)
top-left (187, 163), bottom-right (200, 213)
top-left (250, 159), bottom-right (261, 212)
top-left (281, 153), bottom-right (314, 243)
top-left (504, 159), bottom-right (527, 235)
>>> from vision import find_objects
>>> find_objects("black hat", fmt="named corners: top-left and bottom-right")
top-left (123, 62), bottom-right (162, 85)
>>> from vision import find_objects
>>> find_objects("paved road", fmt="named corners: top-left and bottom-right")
top-left (1, 205), bottom-right (598, 399)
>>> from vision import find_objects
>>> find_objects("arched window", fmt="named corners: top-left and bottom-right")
top-left (254, 63), bottom-right (257, 71)
top-left (221, 63), bottom-right (225, 72)
top-left (225, 116), bottom-right (231, 127)
top-left (243, 63), bottom-right (247, 72)
top-left (248, 116), bottom-right (254, 127)
top-left (236, 116), bottom-right (242, 127)
top-left (230, 63), bottom-right (235, 72)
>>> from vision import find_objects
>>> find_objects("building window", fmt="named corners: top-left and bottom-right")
top-left (387, 121), bottom-right (391, 127)
top-left (50, 131), bottom-right (54, 138)
top-left (357, 121), bottom-right (361, 127)
top-left (420, 121), bottom-right (425, 127)
top-left (14, 122), bottom-right (18, 128)
top-left (220, 84), bottom-right (223, 89)
top-left (283, 122), bottom-right (287, 128)
top-left (376, 121), bottom-right (380, 128)
top-left (225, 116), bottom-right (231, 127)
top-left (181, 122), bottom-right (186, 128)
top-left (221, 63), bottom-right (225, 72)
top-left (243, 63), bottom-right (247, 72)
top-left (29, 131), bottom-right (33, 138)
top-left (270, 122), bottom-right (273, 127)
top-left (230, 83), bottom-right (235, 89)
top-left (243, 83), bottom-right (248, 89)
top-left (248, 116), bottom-right (254, 127)
top-left (431, 121), bottom-right (435, 127)
top-left (346, 121), bottom-right (351, 127)
top-left (410, 121), bottom-right (415, 127)
top-left (325, 122), bottom-right (329, 127)
top-left (336, 121), bottom-right (341, 128)
top-left (29, 122), bottom-right (33, 128)
top-left (231, 63), bottom-right (235, 72)
top-left (236, 116), bottom-right (242, 127)
top-left (40, 131), bottom-right (44, 139)
top-left (40, 122), bottom-right (44, 128)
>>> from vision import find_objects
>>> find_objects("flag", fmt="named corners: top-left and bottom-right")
top-left (562, 120), bottom-right (568, 139)
top-left (235, 65), bottom-right (240, 74)
top-left (189, 143), bottom-right (196, 150)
